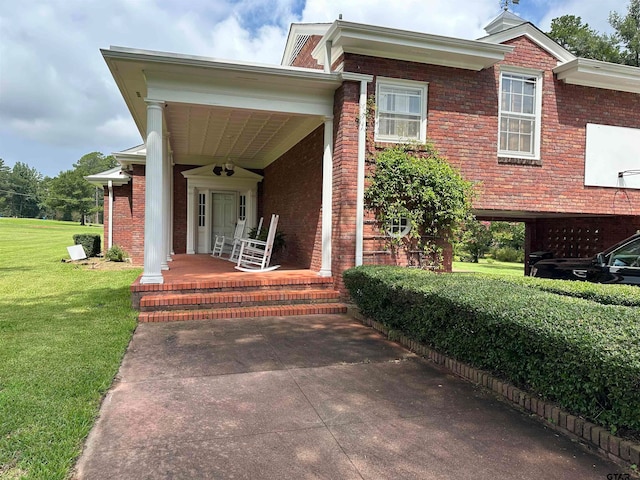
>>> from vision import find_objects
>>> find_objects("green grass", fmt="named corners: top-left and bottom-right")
top-left (0, 218), bottom-right (141, 479)
top-left (452, 258), bottom-right (524, 276)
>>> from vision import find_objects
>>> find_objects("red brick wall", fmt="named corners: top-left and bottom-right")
top-left (107, 165), bottom-right (145, 264)
top-left (262, 127), bottom-right (324, 268)
top-left (342, 37), bottom-right (640, 217)
top-left (528, 216), bottom-right (640, 256)
top-left (290, 35), bottom-right (323, 69)
top-left (331, 82), bottom-right (361, 286)
top-left (172, 165), bottom-right (193, 255)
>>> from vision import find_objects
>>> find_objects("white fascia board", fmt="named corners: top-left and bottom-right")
top-left (311, 20), bottom-right (512, 71)
top-left (145, 71), bottom-right (336, 117)
top-left (103, 46), bottom-right (341, 84)
top-left (554, 58), bottom-right (640, 94)
top-left (341, 72), bottom-right (374, 82)
top-left (478, 23), bottom-right (576, 64)
top-left (281, 23), bottom-right (331, 66)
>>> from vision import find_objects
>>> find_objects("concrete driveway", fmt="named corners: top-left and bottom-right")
top-left (74, 314), bottom-right (621, 479)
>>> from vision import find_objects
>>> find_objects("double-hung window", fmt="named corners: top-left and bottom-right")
top-left (375, 78), bottom-right (427, 143)
top-left (498, 70), bottom-right (542, 159)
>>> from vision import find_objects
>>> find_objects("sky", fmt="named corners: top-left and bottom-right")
top-left (0, 0), bottom-right (632, 177)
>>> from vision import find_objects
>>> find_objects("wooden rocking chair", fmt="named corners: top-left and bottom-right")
top-left (229, 216), bottom-right (263, 262)
top-left (235, 214), bottom-right (280, 272)
top-left (212, 218), bottom-right (246, 258)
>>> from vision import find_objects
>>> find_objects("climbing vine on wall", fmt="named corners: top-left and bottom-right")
top-left (364, 143), bottom-right (474, 268)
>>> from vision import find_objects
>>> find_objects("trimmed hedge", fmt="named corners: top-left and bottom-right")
top-left (490, 274), bottom-right (640, 307)
top-left (344, 266), bottom-right (640, 432)
top-left (73, 233), bottom-right (101, 257)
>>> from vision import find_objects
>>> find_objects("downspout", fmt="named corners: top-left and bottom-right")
top-left (355, 79), bottom-right (367, 266)
top-left (324, 40), bottom-right (332, 73)
top-left (343, 72), bottom-right (373, 266)
top-left (107, 180), bottom-right (113, 250)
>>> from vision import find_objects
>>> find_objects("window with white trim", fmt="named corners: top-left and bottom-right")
top-left (375, 78), bottom-right (427, 143)
top-left (239, 195), bottom-right (247, 220)
top-left (498, 70), bottom-right (542, 158)
top-left (387, 216), bottom-right (411, 238)
top-left (198, 193), bottom-right (206, 227)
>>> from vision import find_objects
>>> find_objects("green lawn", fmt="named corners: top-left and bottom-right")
top-left (0, 218), bottom-right (141, 479)
top-left (452, 258), bottom-right (525, 276)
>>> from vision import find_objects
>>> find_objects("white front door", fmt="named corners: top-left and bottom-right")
top-left (211, 192), bottom-right (237, 251)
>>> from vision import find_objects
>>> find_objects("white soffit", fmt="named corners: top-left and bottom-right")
top-left (84, 167), bottom-right (131, 187)
top-left (101, 46), bottom-right (342, 169)
top-left (312, 20), bottom-right (513, 71)
top-left (554, 59), bottom-right (640, 94)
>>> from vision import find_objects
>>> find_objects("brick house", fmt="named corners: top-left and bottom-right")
top-left (88, 11), bottom-right (640, 285)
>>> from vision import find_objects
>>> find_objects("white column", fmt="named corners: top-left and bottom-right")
top-left (355, 80), bottom-right (367, 266)
top-left (186, 185), bottom-right (196, 254)
top-left (170, 153), bottom-right (175, 255)
top-left (107, 180), bottom-right (113, 249)
top-left (161, 133), bottom-right (170, 269)
top-left (319, 116), bottom-right (333, 277)
top-left (107, 180), bottom-right (113, 250)
top-left (140, 100), bottom-right (165, 284)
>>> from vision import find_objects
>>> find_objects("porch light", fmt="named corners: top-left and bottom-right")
top-left (213, 161), bottom-right (235, 176)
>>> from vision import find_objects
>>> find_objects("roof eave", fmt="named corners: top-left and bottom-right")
top-left (554, 58), bottom-right (640, 94)
top-left (311, 20), bottom-right (513, 72)
top-left (479, 23), bottom-right (576, 64)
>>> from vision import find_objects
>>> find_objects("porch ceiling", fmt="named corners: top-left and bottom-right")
top-left (102, 46), bottom-right (343, 169)
top-left (164, 104), bottom-right (323, 168)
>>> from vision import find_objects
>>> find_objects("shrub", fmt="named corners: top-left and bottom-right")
top-left (105, 244), bottom-right (128, 262)
top-left (343, 266), bottom-right (640, 432)
top-left (491, 274), bottom-right (640, 307)
top-left (490, 246), bottom-right (524, 263)
top-left (364, 144), bottom-right (474, 268)
top-left (247, 227), bottom-right (286, 253)
top-left (73, 233), bottom-right (101, 257)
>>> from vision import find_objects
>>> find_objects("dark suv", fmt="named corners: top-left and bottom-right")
top-left (530, 233), bottom-right (640, 285)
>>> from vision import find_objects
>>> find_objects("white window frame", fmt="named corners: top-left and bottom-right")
top-left (375, 77), bottom-right (428, 143)
top-left (498, 67), bottom-right (543, 160)
top-left (387, 215), bottom-right (411, 238)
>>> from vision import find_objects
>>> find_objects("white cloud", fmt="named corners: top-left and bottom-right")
top-left (0, 0), bottom-right (632, 176)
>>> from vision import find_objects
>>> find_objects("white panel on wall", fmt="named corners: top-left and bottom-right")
top-left (584, 123), bottom-right (640, 189)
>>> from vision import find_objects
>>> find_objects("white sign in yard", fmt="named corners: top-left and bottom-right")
top-left (67, 244), bottom-right (87, 261)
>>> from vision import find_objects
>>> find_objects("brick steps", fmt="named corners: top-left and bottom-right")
top-left (138, 303), bottom-right (348, 323)
top-left (139, 289), bottom-right (342, 311)
top-left (132, 276), bottom-right (334, 309)
top-left (133, 269), bottom-right (344, 322)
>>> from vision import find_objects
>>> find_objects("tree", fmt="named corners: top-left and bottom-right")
top-left (45, 170), bottom-right (94, 222)
top-left (0, 159), bottom-right (11, 216)
top-left (455, 218), bottom-right (492, 263)
top-left (609, 0), bottom-right (640, 66)
top-left (73, 151), bottom-right (117, 176)
top-left (548, 15), bottom-right (621, 63)
top-left (7, 162), bottom-right (42, 218)
top-left (43, 152), bottom-right (117, 223)
top-left (364, 144), bottom-right (474, 268)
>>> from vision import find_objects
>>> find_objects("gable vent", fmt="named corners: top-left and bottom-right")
top-left (289, 34), bottom-right (310, 65)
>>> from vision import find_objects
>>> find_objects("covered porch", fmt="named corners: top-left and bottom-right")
top-left (101, 47), bottom-right (371, 285)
